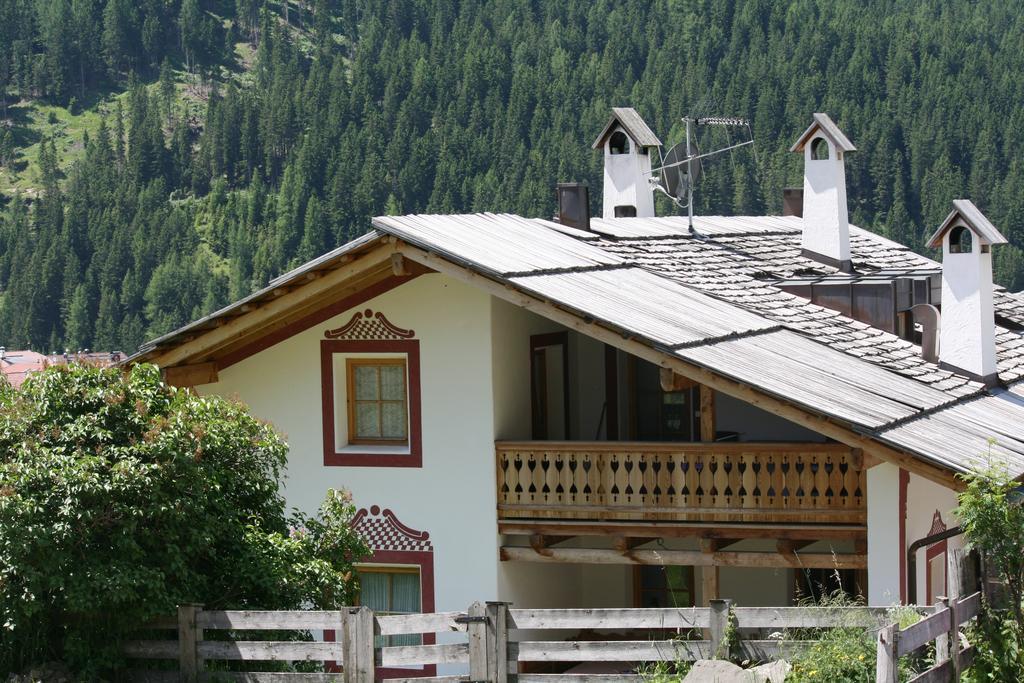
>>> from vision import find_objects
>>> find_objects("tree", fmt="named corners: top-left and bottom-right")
top-left (956, 460), bottom-right (1024, 679)
top-left (0, 363), bottom-right (369, 677)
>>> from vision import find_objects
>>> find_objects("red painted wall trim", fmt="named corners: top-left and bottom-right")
top-left (321, 339), bottom-right (423, 468)
top-left (899, 468), bottom-right (909, 603)
top-left (218, 274), bottom-right (420, 370)
top-left (370, 549), bottom-right (437, 679)
top-left (325, 548), bottom-right (437, 678)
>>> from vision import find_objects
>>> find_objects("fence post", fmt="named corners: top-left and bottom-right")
top-left (341, 606), bottom-right (375, 683)
top-left (485, 602), bottom-right (511, 683)
top-left (708, 599), bottom-right (731, 660)
top-left (467, 601), bottom-right (489, 682)
top-left (875, 623), bottom-right (899, 683)
top-left (177, 603), bottom-right (203, 683)
top-left (947, 550), bottom-right (963, 682)
top-left (933, 597), bottom-right (950, 665)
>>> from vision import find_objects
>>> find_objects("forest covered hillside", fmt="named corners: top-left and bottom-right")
top-left (1, 0), bottom-right (1023, 353)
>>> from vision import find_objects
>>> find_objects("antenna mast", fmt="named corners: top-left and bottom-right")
top-left (651, 115), bottom-right (753, 236)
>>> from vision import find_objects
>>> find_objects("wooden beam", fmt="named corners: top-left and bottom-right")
top-left (700, 538), bottom-right (743, 553)
top-left (391, 252), bottom-right (409, 276)
top-left (150, 244), bottom-right (398, 367)
top-left (613, 537), bottom-right (654, 552)
top-left (700, 566), bottom-right (719, 606)
top-left (163, 362), bottom-right (218, 387)
top-left (700, 384), bottom-right (716, 442)
top-left (528, 534), bottom-right (574, 556)
top-left (396, 242), bottom-right (962, 491)
top-left (499, 546), bottom-right (867, 569)
top-left (660, 368), bottom-right (697, 392)
top-left (499, 520), bottom-right (866, 542)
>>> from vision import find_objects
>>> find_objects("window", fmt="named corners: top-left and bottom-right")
top-left (357, 566), bottom-right (422, 647)
top-left (949, 226), bottom-right (973, 253)
top-left (614, 205), bottom-right (638, 218)
top-left (609, 130), bottom-right (629, 155)
top-left (320, 339), bottom-right (422, 467)
top-left (635, 565), bottom-right (694, 608)
top-left (810, 137), bottom-right (830, 160)
top-left (347, 359), bottom-right (408, 444)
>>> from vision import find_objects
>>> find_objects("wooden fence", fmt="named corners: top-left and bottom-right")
top-left (125, 599), bottom-right (919, 682)
top-left (876, 592), bottom-right (982, 683)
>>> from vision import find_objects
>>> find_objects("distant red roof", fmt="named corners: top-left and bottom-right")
top-left (0, 349), bottom-right (123, 388)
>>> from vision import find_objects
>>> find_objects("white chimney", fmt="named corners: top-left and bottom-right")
top-left (926, 200), bottom-right (1007, 384)
top-left (592, 107), bottom-right (660, 219)
top-left (789, 113), bottom-right (857, 271)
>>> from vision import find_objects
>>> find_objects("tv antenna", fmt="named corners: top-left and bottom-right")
top-left (651, 116), bottom-right (754, 235)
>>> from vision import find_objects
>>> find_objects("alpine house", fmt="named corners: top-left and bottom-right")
top-left (127, 110), bottom-right (1024, 675)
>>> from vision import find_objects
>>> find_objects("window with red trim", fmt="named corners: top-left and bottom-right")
top-left (320, 339), bottom-right (422, 467)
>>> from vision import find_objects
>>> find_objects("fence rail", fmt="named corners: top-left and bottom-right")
top-left (125, 599), bottom-right (934, 683)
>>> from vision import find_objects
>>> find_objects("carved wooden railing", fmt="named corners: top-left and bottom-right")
top-left (496, 441), bottom-right (865, 524)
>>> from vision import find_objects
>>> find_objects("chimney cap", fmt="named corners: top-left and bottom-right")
top-left (592, 107), bottom-right (662, 150)
top-left (926, 199), bottom-right (1008, 249)
top-left (789, 113), bottom-right (857, 154)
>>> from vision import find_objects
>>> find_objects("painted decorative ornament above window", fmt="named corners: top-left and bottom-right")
top-left (351, 505), bottom-right (432, 552)
top-left (324, 309), bottom-right (415, 340)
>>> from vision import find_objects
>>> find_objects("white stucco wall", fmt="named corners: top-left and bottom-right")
top-left (905, 473), bottom-right (961, 606)
top-left (939, 230), bottom-right (997, 378)
top-left (867, 463), bottom-right (901, 605)
top-left (199, 273), bottom-right (500, 614)
top-left (801, 136), bottom-right (851, 262)
top-left (602, 127), bottom-right (655, 219)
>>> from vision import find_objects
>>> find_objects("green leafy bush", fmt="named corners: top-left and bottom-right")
top-left (957, 463), bottom-right (1024, 681)
top-left (0, 363), bottom-right (368, 677)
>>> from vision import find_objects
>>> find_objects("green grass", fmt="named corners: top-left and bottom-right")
top-left (0, 96), bottom-right (117, 197)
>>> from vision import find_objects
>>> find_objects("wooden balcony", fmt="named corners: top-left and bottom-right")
top-left (496, 441), bottom-right (866, 526)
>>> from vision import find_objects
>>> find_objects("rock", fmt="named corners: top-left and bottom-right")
top-left (682, 659), bottom-right (758, 682)
top-left (7, 661), bottom-right (73, 683)
top-left (749, 659), bottom-right (791, 683)
top-left (682, 658), bottom-right (791, 683)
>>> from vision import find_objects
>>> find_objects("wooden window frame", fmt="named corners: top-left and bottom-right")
top-left (346, 358), bottom-right (409, 446)
top-left (326, 550), bottom-right (436, 678)
top-left (321, 339), bottom-right (422, 467)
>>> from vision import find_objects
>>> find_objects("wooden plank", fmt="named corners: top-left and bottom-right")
top-left (700, 566), bottom-right (718, 607)
top-left (163, 362), bottom-right (218, 387)
top-left (499, 546), bottom-right (866, 569)
top-left (467, 601), bottom-right (487, 680)
top-left (123, 641), bottom-right (180, 659)
top-left (179, 604), bottom-right (200, 682)
top-left (957, 592), bottom-right (981, 622)
top-left (152, 244), bottom-right (396, 366)
top-left (487, 602), bottom-right (510, 682)
top-left (508, 608), bottom-right (709, 630)
top-left (343, 606), bottom-right (374, 683)
top-left (197, 611), bottom-right (344, 631)
top-left (897, 607), bottom-right (951, 656)
top-left (495, 440), bottom-right (853, 454)
top-left (908, 660), bottom-right (951, 683)
top-left (375, 611), bottom-right (468, 635)
top-left (660, 368), bottom-right (697, 392)
top-left (510, 640), bottom-right (706, 662)
top-left (732, 606), bottom-right (890, 629)
top-left (379, 642), bottom-right (470, 667)
top-left (498, 520), bottom-right (866, 542)
top-left (197, 641), bottom-right (344, 661)
top-left (876, 623), bottom-right (899, 683)
top-left (383, 677), bottom-right (469, 683)
top-left (123, 671), bottom-right (178, 683)
top-left (699, 384), bottom-right (715, 441)
top-left (709, 600), bottom-right (730, 659)
top-left (197, 674), bottom-right (340, 682)
top-left (515, 676), bottom-right (643, 683)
